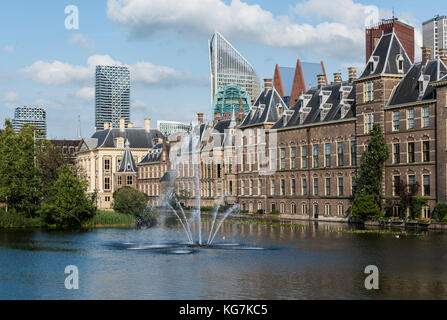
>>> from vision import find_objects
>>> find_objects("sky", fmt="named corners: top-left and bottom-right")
top-left (0, 0), bottom-right (443, 139)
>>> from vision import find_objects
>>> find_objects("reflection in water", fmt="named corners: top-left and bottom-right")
top-left (0, 219), bottom-right (446, 299)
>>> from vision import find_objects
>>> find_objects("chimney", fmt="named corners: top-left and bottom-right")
top-left (439, 48), bottom-right (447, 67)
top-left (119, 118), bottom-right (125, 131)
top-left (333, 72), bottom-right (342, 84)
top-left (104, 122), bottom-right (110, 130)
top-left (317, 75), bottom-right (326, 88)
top-left (422, 47), bottom-right (432, 66)
top-left (145, 118), bottom-right (151, 132)
top-left (264, 78), bottom-right (273, 94)
top-left (128, 122), bottom-right (133, 128)
top-left (197, 113), bottom-right (204, 125)
top-left (348, 67), bottom-right (357, 82)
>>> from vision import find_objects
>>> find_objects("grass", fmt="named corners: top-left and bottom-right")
top-left (334, 229), bottom-right (422, 236)
top-left (82, 210), bottom-right (135, 228)
top-left (0, 209), bottom-right (45, 229)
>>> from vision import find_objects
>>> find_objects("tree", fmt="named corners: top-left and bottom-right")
top-left (394, 179), bottom-right (421, 219)
top-left (351, 195), bottom-right (382, 219)
top-left (36, 141), bottom-right (70, 196)
top-left (38, 165), bottom-right (96, 228)
top-left (0, 121), bottom-right (43, 216)
top-left (433, 203), bottom-right (447, 222)
top-left (352, 124), bottom-right (389, 219)
top-left (112, 186), bottom-right (149, 217)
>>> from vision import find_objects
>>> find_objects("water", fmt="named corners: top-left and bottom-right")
top-left (1, 218), bottom-right (447, 300)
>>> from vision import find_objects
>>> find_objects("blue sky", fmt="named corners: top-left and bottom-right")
top-left (0, 0), bottom-right (443, 139)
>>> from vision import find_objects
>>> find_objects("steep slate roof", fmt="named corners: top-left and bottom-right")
top-left (88, 128), bottom-right (164, 149)
top-left (139, 143), bottom-right (164, 164)
top-left (388, 59), bottom-right (447, 106)
top-left (271, 81), bottom-right (356, 129)
top-left (359, 32), bottom-right (412, 79)
top-left (240, 88), bottom-right (288, 127)
top-left (117, 140), bottom-right (137, 173)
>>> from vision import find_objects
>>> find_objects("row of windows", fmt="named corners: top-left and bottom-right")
top-left (240, 177), bottom-right (355, 197)
top-left (139, 165), bottom-right (167, 179)
top-left (242, 202), bottom-right (345, 217)
top-left (393, 174), bottom-right (431, 196)
top-left (392, 106), bottom-right (430, 131)
top-left (392, 141), bottom-right (431, 164)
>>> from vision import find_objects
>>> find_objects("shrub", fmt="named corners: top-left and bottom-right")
top-left (0, 208), bottom-right (44, 228)
top-left (433, 203), bottom-right (447, 222)
top-left (270, 210), bottom-right (281, 215)
top-left (112, 187), bottom-right (149, 217)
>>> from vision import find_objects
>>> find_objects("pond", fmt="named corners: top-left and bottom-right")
top-left (1, 217), bottom-right (446, 299)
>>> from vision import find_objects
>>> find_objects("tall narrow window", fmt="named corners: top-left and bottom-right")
top-left (104, 159), bottom-right (110, 170)
top-left (280, 148), bottom-right (286, 170)
top-left (313, 178), bottom-right (319, 196)
top-left (422, 106), bottom-right (430, 128)
top-left (250, 179), bottom-right (254, 196)
top-left (302, 178), bottom-right (308, 196)
top-left (393, 143), bottom-right (400, 164)
top-left (351, 140), bottom-right (357, 166)
top-left (408, 175), bottom-right (416, 189)
top-left (423, 141), bottom-right (430, 162)
top-left (365, 113), bottom-right (374, 133)
top-left (325, 178), bottom-right (331, 196)
top-left (290, 147), bottom-right (296, 169)
top-left (258, 179), bottom-right (262, 196)
top-left (270, 179), bottom-right (275, 196)
top-left (301, 146), bottom-right (308, 169)
top-left (393, 111), bottom-right (400, 131)
top-left (337, 142), bottom-right (344, 166)
top-left (407, 108), bottom-right (415, 130)
top-left (280, 179), bottom-right (285, 196)
top-left (393, 176), bottom-right (400, 196)
top-left (351, 177), bottom-right (357, 195)
top-left (325, 143), bottom-right (331, 167)
top-left (338, 177), bottom-right (344, 196)
top-left (423, 175), bottom-right (430, 196)
top-left (241, 180), bottom-right (245, 196)
top-left (313, 144), bottom-right (319, 168)
top-left (408, 142), bottom-right (415, 163)
top-left (291, 179), bottom-right (296, 196)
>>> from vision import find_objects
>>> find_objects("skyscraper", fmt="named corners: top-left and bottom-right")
top-left (423, 15), bottom-right (447, 59)
top-left (366, 18), bottom-right (415, 63)
top-left (12, 106), bottom-right (47, 138)
top-left (95, 65), bottom-right (130, 131)
top-left (209, 32), bottom-right (261, 105)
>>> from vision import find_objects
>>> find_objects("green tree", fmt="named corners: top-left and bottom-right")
top-left (36, 141), bottom-right (70, 195)
top-left (38, 165), bottom-right (96, 228)
top-left (352, 124), bottom-right (389, 219)
top-left (0, 121), bottom-right (43, 216)
top-left (433, 203), bottom-right (447, 222)
top-left (112, 186), bottom-right (149, 217)
top-left (351, 195), bottom-right (382, 219)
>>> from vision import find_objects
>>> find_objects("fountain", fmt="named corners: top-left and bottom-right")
top-left (138, 124), bottom-right (240, 248)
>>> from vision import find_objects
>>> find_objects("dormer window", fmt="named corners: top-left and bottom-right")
top-left (368, 56), bottom-right (379, 74)
top-left (396, 54), bottom-right (404, 73)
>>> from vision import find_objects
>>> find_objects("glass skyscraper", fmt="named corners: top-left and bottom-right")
top-left (12, 106), bottom-right (47, 138)
top-left (95, 65), bottom-right (130, 131)
top-left (209, 32), bottom-right (261, 105)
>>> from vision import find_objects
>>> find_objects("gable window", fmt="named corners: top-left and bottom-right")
top-left (393, 111), bottom-right (400, 131)
top-left (397, 55), bottom-right (404, 73)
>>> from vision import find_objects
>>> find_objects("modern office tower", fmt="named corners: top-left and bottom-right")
top-left (366, 18), bottom-right (415, 63)
top-left (157, 120), bottom-right (192, 137)
top-left (12, 106), bottom-right (47, 138)
top-left (95, 65), bottom-right (130, 131)
top-left (423, 15), bottom-right (447, 59)
top-left (209, 32), bottom-right (261, 105)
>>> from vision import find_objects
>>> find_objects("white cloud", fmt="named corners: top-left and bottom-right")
top-left (20, 54), bottom-right (191, 87)
top-left (3, 45), bottom-right (14, 53)
top-left (106, 0), bottom-right (373, 60)
top-left (132, 100), bottom-right (147, 108)
top-left (2, 91), bottom-right (19, 102)
top-left (69, 34), bottom-right (96, 53)
top-left (76, 87), bottom-right (95, 101)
